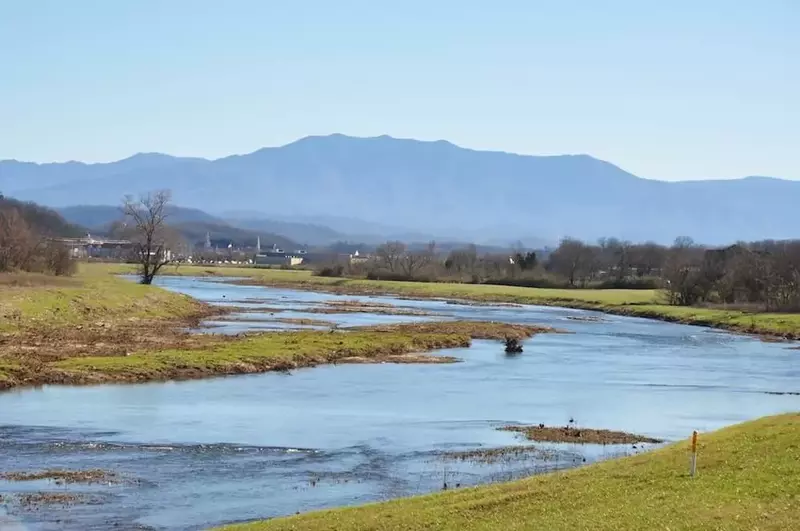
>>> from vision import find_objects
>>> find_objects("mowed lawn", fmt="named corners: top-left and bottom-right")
top-left (219, 413), bottom-right (800, 531)
top-left (90, 263), bottom-right (800, 337)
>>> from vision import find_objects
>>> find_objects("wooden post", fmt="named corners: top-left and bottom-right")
top-left (690, 430), bottom-right (698, 478)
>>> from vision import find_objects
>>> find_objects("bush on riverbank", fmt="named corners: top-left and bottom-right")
top-left (0, 200), bottom-right (76, 276)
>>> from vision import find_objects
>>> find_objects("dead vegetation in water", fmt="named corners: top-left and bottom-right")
top-left (0, 469), bottom-right (124, 485)
top-left (565, 315), bottom-right (607, 323)
top-left (271, 317), bottom-right (338, 328)
top-left (1, 492), bottom-right (105, 509)
top-left (303, 300), bottom-right (436, 317)
top-left (500, 424), bottom-right (663, 445)
top-left (443, 445), bottom-right (573, 465)
top-left (337, 353), bottom-right (459, 365)
top-left (357, 321), bottom-right (562, 340)
top-left (221, 305), bottom-right (287, 314)
top-left (446, 299), bottom-right (523, 308)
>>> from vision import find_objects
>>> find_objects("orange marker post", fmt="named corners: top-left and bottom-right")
top-left (690, 430), bottom-right (698, 478)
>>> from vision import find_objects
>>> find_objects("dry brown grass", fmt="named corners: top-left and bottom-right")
top-left (1, 469), bottom-right (121, 484)
top-left (0, 271), bottom-right (81, 288)
top-left (500, 425), bottom-right (663, 444)
top-left (355, 321), bottom-right (562, 341)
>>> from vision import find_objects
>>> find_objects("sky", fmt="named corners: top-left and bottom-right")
top-left (1, 0), bottom-right (798, 180)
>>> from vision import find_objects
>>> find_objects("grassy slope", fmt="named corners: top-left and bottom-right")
top-left (0, 264), bottom-right (206, 333)
top-left (93, 264), bottom-right (800, 337)
top-left (0, 265), bottom-right (213, 388)
top-left (221, 413), bottom-right (800, 531)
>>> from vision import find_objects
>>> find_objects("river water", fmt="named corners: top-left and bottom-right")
top-left (1, 276), bottom-right (798, 530)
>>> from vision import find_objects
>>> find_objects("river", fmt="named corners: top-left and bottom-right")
top-left (1, 276), bottom-right (798, 530)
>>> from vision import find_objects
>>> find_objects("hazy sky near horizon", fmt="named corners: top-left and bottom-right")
top-left (1, 0), bottom-right (798, 180)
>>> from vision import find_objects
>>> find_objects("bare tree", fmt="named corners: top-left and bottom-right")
top-left (0, 207), bottom-right (36, 272)
top-left (375, 241), bottom-right (407, 273)
top-left (548, 238), bottom-right (595, 287)
top-left (122, 190), bottom-right (173, 285)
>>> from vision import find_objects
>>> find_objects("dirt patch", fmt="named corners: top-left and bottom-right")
top-left (1, 469), bottom-right (122, 485)
top-left (500, 425), bottom-right (662, 444)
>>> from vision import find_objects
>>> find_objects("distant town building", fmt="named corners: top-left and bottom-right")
top-left (349, 250), bottom-right (369, 264)
top-left (254, 252), bottom-right (304, 267)
top-left (53, 235), bottom-right (135, 260)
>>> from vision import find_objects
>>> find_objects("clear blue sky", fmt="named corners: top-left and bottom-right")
top-left (1, 0), bottom-right (798, 180)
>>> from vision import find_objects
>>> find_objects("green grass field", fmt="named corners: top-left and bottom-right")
top-left (219, 413), bottom-right (800, 531)
top-left (0, 264), bottom-right (207, 333)
top-left (89, 263), bottom-right (800, 337)
top-left (51, 326), bottom-right (472, 384)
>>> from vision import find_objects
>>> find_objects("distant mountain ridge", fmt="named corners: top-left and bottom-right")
top-left (3, 134), bottom-right (798, 244)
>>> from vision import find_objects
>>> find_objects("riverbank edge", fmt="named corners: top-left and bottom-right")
top-left (0, 321), bottom-right (553, 392)
top-left (85, 264), bottom-right (800, 339)
top-left (225, 276), bottom-right (799, 340)
top-left (216, 413), bottom-right (800, 531)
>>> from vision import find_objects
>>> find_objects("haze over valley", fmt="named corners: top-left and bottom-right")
top-left (3, 134), bottom-right (798, 246)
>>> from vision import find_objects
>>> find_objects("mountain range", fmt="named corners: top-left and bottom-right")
top-left (3, 134), bottom-right (798, 245)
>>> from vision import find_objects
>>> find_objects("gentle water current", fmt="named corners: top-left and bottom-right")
top-left (1, 276), bottom-right (798, 530)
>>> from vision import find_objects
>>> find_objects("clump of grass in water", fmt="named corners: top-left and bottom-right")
top-left (499, 424), bottom-right (662, 445)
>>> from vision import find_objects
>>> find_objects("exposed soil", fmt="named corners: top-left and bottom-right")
top-left (500, 425), bottom-right (663, 444)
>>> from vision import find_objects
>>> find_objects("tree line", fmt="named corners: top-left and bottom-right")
top-left (322, 237), bottom-right (800, 311)
top-left (0, 195), bottom-right (76, 275)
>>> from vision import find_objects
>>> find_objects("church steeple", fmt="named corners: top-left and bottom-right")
top-left (256, 236), bottom-right (261, 252)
